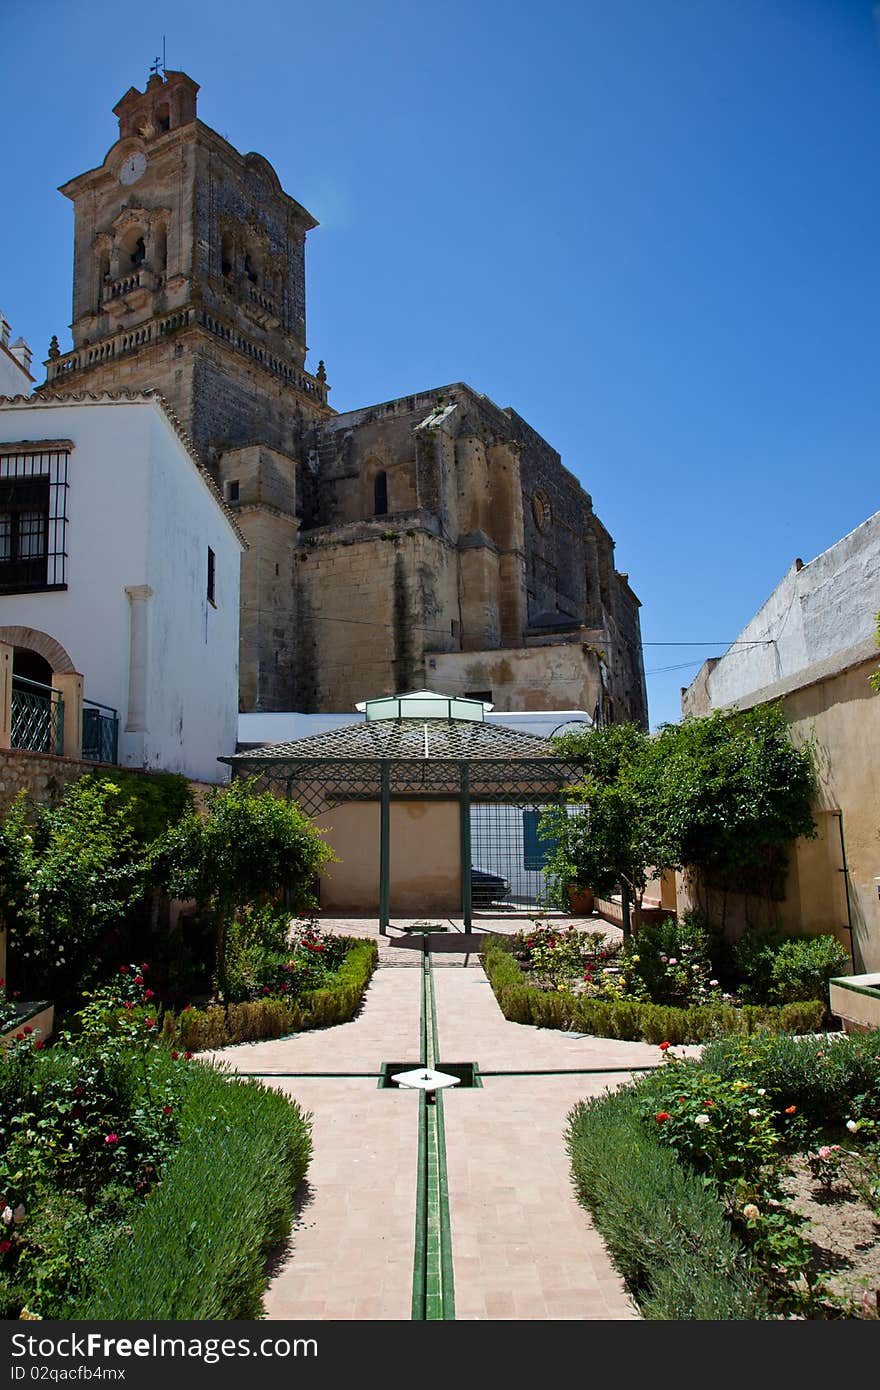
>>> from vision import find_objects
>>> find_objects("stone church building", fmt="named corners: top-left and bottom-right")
top-left (37, 68), bottom-right (647, 724)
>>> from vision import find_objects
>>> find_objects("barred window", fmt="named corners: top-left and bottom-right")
top-left (0, 445), bottom-right (70, 592)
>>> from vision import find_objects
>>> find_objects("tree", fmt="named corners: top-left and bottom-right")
top-left (0, 779), bottom-right (152, 1000)
top-left (541, 703), bottom-right (817, 934)
top-left (154, 778), bottom-right (334, 1003)
top-left (870, 611), bottom-right (880, 693)
top-left (652, 703), bottom-right (817, 919)
top-left (541, 724), bottom-right (676, 931)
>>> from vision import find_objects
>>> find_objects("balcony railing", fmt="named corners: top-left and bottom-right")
top-left (81, 699), bottom-right (120, 765)
top-left (10, 677), bottom-right (64, 756)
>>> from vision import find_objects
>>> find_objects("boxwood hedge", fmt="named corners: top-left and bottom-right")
top-left (482, 936), bottom-right (825, 1044)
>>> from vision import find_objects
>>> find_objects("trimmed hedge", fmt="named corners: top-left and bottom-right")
top-left (482, 938), bottom-right (825, 1043)
top-left (72, 1060), bottom-right (312, 1319)
top-left (161, 937), bottom-right (378, 1050)
top-left (567, 1088), bottom-right (768, 1319)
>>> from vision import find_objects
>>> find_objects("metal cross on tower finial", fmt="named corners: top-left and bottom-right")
top-left (149, 36), bottom-right (167, 79)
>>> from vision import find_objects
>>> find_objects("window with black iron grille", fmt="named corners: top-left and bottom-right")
top-left (0, 447), bottom-right (69, 592)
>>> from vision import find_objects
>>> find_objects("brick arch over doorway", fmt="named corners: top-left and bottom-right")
top-left (0, 626), bottom-right (77, 675)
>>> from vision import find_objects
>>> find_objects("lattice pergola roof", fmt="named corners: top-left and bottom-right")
top-left (223, 716), bottom-right (558, 764)
top-left (221, 711), bottom-right (586, 930)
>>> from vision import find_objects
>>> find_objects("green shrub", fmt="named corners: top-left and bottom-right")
top-left (567, 1088), bottom-right (768, 1319)
top-left (162, 938), bottom-right (378, 1050)
top-left (72, 1061), bottom-right (312, 1319)
top-left (82, 770), bottom-right (194, 848)
top-left (623, 912), bottom-right (721, 1007)
top-left (481, 938), bottom-right (825, 1044)
top-left (701, 1029), bottom-right (880, 1127)
top-left (732, 931), bottom-right (850, 1005)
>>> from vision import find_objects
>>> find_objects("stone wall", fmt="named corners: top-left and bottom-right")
top-left (0, 748), bottom-right (217, 816)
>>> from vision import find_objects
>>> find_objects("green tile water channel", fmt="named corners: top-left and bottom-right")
top-left (410, 952), bottom-right (456, 1321)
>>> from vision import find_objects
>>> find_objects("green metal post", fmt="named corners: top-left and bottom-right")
top-left (379, 761), bottom-right (390, 935)
top-left (459, 762), bottom-right (472, 930)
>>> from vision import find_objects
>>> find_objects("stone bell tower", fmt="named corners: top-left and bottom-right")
top-left (41, 68), bottom-right (332, 465)
top-left (39, 69), bottom-right (336, 712)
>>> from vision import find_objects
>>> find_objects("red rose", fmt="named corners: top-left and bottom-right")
top-left (0, 1239), bottom-right (11, 1255)
top-left (171, 1051), bottom-right (179, 1060)
top-left (34, 1040), bottom-right (44, 1050)
top-left (123, 1001), bottom-right (135, 1010)
top-left (163, 1106), bottom-right (173, 1115)
top-left (659, 1041), bottom-right (671, 1051)
top-left (134, 976), bottom-right (144, 986)
top-left (105, 1133), bottom-right (119, 1145)
top-left (785, 1105), bottom-right (796, 1115)
top-left (144, 989), bottom-right (154, 999)
top-left (144, 1018), bottom-right (156, 1029)
top-left (184, 1051), bottom-right (193, 1060)
top-left (655, 1112), bottom-right (671, 1123)
top-left (119, 966), bottom-right (129, 974)
top-left (140, 964), bottom-right (149, 972)
top-left (22, 1027), bottom-right (33, 1036)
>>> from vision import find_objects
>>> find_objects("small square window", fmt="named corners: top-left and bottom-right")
top-left (227, 480), bottom-right (239, 502)
top-left (207, 546), bottom-right (216, 604)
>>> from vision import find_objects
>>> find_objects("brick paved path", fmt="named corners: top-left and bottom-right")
top-left (215, 919), bottom-right (671, 1320)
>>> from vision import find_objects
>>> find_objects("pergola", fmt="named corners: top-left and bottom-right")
top-left (221, 691), bottom-right (584, 931)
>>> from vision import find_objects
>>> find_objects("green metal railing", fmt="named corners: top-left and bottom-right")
top-left (82, 699), bottom-right (119, 764)
top-left (10, 676), bottom-right (64, 756)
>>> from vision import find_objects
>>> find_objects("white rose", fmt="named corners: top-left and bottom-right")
top-left (846, 1120), bottom-right (859, 1134)
top-left (748, 1108), bottom-right (760, 1117)
top-left (1, 1206), bottom-right (11, 1225)
top-left (695, 1114), bottom-right (710, 1126)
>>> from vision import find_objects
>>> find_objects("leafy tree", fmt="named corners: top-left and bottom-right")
top-left (542, 703), bottom-right (816, 934)
top-left (652, 703), bottom-right (817, 916)
top-left (0, 781), bottom-right (151, 1000)
top-left (870, 611), bottom-right (880, 693)
top-left (541, 724), bottom-right (676, 930)
top-left (153, 778), bottom-right (334, 1003)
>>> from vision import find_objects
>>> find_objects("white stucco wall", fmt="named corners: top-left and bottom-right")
top-left (693, 511), bottom-right (880, 709)
top-left (0, 342), bottom-right (33, 397)
top-left (0, 397), bottom-right (242, 781)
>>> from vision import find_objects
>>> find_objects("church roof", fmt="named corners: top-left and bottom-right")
top-left (222, 715), bottom-right (557, 764)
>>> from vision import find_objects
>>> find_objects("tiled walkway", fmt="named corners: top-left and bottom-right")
top-left (216, 919), bottom-right (672, 1320)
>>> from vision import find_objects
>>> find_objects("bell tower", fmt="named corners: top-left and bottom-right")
top-left (41, 69), bottom-right (332, 465)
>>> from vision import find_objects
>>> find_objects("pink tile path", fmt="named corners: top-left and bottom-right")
top-left (215, 918), bottom-right (684, 1320)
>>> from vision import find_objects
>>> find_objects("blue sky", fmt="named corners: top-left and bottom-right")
top-left (3, 0), bottom-right (879, 726)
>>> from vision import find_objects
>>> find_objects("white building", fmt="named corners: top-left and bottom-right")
top-left (0, 313), bottom-right (34, 397)
top-left (0, 391), bottom-right (244, 782)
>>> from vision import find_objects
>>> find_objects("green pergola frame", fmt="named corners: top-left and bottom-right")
top-left (223, 716), bottom-right (583, 932)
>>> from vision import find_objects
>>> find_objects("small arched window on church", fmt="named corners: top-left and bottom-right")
top-left (373, 471), bottom-right (388, 517)
top-left (130, 236), bottom-right (146, 269)
top-left (221, 231), bottom-right (234, 279)
top-left (244, 251), bottom-right (259, 285)
top-left (153, 222), bottom-right (167, 275)
top-left (156, 104), bottom-right (171, 133)
top-left (97, 249), bottom-right (110, 308)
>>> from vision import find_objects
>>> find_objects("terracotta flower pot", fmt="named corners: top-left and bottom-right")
top-left (566, 886), bottom-right (595, 916)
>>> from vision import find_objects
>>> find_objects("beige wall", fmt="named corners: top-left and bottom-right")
top-left (316, 799), bottom-right (461, 915)
top-left (677, 655), bottom-right (880, 972)
top-left (428, 642), bottom-right (602, 712)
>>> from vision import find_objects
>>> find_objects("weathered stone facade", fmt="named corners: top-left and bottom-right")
top-left (36, 69), bottom-right (647, 723)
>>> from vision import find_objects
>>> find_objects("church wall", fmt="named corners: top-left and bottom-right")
top-left (427, 643), bottom-right (603, 713)
top-left (231, 506), bottom-right (300, 712)
top-left (295, 529), bottom-right (458, 710)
